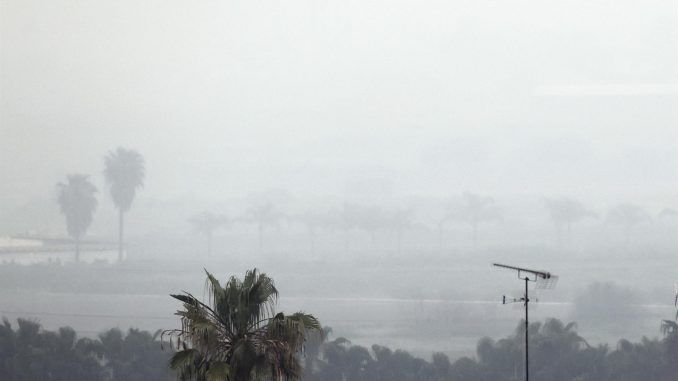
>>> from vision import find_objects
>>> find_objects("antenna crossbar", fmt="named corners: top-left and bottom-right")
top-left (493, 263), bottom-right (551, 280)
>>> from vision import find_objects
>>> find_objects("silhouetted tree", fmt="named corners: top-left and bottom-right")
top-left (0, 318), bottom-right (106, 380)
top-left (573, 282), bottom-right (642, 328)
top-left (434, 209), bottom-right (454, 253)
top-left (188, 212), bottom-right (229, 258)
top-left (163, 269), bottom-right (321, 381)
top-left (356, 205), bottom-right (387, 246)
top-left (452, 192), bottom-right (501, 248)
top-left (57, 174), bottom-right (98, 261)
top-left (294, 209), bottom-right (333, 256)
top-left (0, 319), bottom-right (172, 381)
top-left (389, 209), bottom-right (415, 253)
top-left (99, 327), bottom-right (172, 381)
top-left (605, 203), bottom-right (650, 239)
top-left (104, 147), bottom-right (145, 262)
top-left (242, 202), bottom-right (283, 254)
top-left (335, 203), bottom-right (362, 253)
top-left (658, 208), bottom-right (678, 219)
top-left (545, 197), bottom-right (597, 246)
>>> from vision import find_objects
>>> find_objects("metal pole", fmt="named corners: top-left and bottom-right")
top-left (525, 276), bottom-right (529, 381)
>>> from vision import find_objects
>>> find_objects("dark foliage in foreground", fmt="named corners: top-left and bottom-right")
top-left (1, 317), bottom-right (678, 380)
top-left (0, 318), bottom-right (172, 381)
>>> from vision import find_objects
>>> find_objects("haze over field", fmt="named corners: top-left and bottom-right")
top-left (1, 0), bottom-right (678, 370)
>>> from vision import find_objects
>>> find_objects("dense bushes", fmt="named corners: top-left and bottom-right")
top-left (305, 319), bottom-right (678, 381)
top-left (1, 317), bottom-right (677, 380)
top-left (0, 318), bottom-right (172, 381)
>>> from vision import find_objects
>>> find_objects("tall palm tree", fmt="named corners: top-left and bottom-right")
top-left (103, 147), bottom-right (145, 262)
top-left (189, 212), bottom-right (229, 258)
top-left (388, 209), bottom-right (414, 253)
top-left (242, 203), bottom-right (283, 254)
top-left (294, 209), bottom-right (332, 256)
top-left (605, 203), bottom-right (650, 240)
top-left (57, 174), bottom-right (98, 261)
top-left (544, 197), bottom-right (597, 246)
top-left (452, 192), bottom-right (501, 249)
top-left (163, 269), bottom-right (321, 381)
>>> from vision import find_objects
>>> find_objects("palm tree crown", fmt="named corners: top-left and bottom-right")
top-left (104, 147), bottom-right (144, 261)
top-left (103, 147), bottom-right (145, 212)
top-left (57, 174), bottom-right (98, 258)
top-left (189, 212), bottom-right (229, 258)
top-left (164, 269), bottom-right (321, 381)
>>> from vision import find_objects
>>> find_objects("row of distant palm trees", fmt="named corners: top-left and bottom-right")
top-left (188, 192), bottom-right (503, 257)
top-left (189, 195), bottom-right (677, 258)
top-left (56, 147), bottom-right (145, 261)
top-left (54, 149), bottom-right (675, 260)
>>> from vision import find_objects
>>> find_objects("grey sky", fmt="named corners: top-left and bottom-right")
top-left (2, 0), bottom-right (677, 205)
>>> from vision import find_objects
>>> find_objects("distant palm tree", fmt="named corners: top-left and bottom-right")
top-left (242, 202), bottom-right (283, 254)
top-left (435, 213), bottom-right (452, 252)
top-left (389, 209), bottom-right (414, 253)
top-left (189, 212), bottom-right (229, 258)
top-left (545, 197), bottom-right (597, 246)
top-left (103, 147), bottom-right (145, 262)
top-left (57, 174), bottom-right (98, 261)
top-left (294, 209), bottom-right (332, 256)
top-left (658, 208), bottom-right (678, 220)
top-left (605, 203), bottom-right (650, 239)
top-left (357, 205), bottom-right (387, 246)
top-left (163, 269), bottom-right (321, 381)
top-left (452, 192), bottom-right (501, 249)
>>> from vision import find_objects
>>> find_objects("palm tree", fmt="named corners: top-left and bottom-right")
top-left (452, 192), bottom-right (501, 249)
top-left (57, 174), bottom-right (98, 261)
top-left (356, 205), bottom-right (387, 246)
top-left (544, 197), bottom-right (597, 246)
top-left (294, 209), bottom-right (332, 256)
top-left (435, 212), bottom-right (453, 253)
top-left (388, 209), bottom-right (414, 253)
top-left (189, 212), bottom-right (229, 258)
top-left (605, 203), bottom-right (650, 240)
top-left (103, 147), bottom-right (145, 262)
top-left (163, 269), bottom-right (321, 381)
top-left (242, 202), bottom-right (283, 254)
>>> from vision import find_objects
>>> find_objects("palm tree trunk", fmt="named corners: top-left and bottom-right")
top-left (118, 209), bottom-right (124, 262)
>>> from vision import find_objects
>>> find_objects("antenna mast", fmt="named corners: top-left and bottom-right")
top-left (493, 263), bottom-right (558, 381)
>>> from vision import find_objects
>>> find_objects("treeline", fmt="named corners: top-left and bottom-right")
top-left (0, 318), bottom-right (172, 380)
top-left (2, 317), bottom-right (678, 381)
top-left (186, 194), bottom-right (675, 256)
top-left (306, 319), bottom-right (678, 381)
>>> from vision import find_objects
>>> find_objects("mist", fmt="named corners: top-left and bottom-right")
top-left (1, 0), bottom-right (678, 380)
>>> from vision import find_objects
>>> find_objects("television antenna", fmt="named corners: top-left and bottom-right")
top-left (493, 263), bottom-right (558, 381)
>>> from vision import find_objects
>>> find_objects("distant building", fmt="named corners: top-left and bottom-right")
top-left (0, 235), bottom-right (122, 265)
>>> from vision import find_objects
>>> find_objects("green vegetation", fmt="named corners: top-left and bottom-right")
top-left (2, 317), bottom-right (678, 380)
top-left (0, 318), bottom-right (172, 380)
top-left (163, 269), bottom-right (321, 381)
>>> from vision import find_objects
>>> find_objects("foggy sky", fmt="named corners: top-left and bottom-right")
top-left (2, 0), bottom-right (677, 207)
